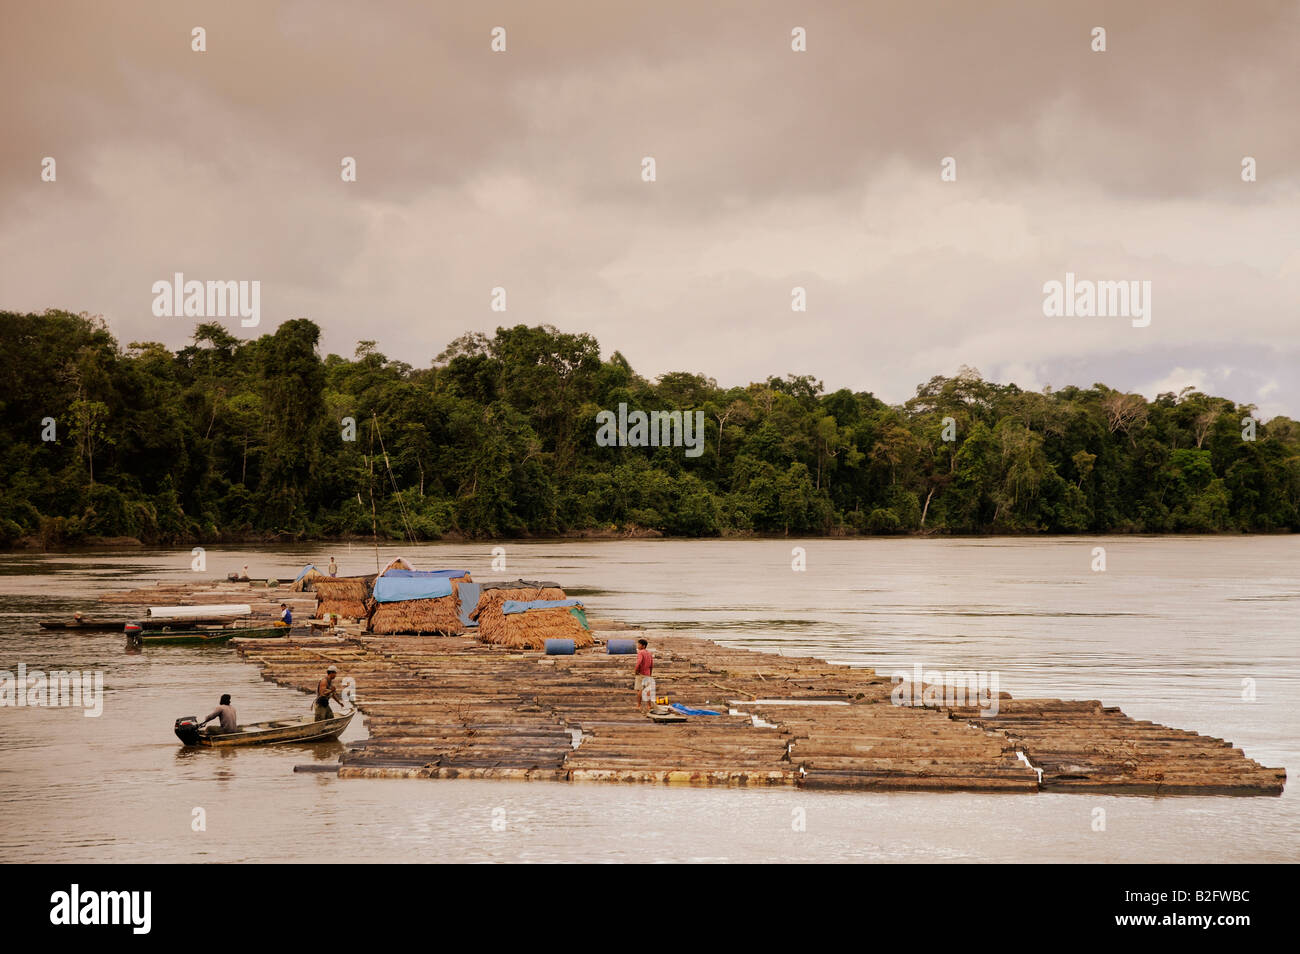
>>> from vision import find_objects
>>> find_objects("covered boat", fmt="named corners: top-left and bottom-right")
top-left (127, 622), bottom-right (287, 645)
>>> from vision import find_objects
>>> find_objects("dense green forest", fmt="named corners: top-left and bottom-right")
top-left (2, 309), bottom-right (1298, 547)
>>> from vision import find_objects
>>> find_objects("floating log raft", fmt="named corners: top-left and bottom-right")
top-left (98, 579), bottom-right (315, 621)
top-left (231, 631), bottom-right (1285, 796)
top-left (951, 699), bottom-right (1288, 795)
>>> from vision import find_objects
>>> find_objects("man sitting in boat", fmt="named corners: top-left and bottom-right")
top-left (277, 603), bottom-right (292, 627)
top-left (198, 694), bottom-right (237, 734)
top-left (314, 666), bottom-right (342, 721)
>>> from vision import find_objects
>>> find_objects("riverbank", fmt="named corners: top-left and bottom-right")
top-left (9, 525), bottom-right (1296, 552)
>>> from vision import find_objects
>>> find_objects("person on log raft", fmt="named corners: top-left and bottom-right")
top-left (634, 638), bottom-right (655, 712)
top-left (314, 665), bottom-right (343, 721)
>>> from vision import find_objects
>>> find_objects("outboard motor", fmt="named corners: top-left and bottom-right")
top-left (174, 716), bottom-right (203, 746)
top-left (125, 622), bottom-right (143, 644)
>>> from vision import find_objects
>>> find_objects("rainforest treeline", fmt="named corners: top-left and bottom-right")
top-left (2, 309), bottom-right (1298, 547)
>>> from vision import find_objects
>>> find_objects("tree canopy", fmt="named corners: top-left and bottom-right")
top-left (3, 310), bottom-right (1298, 546)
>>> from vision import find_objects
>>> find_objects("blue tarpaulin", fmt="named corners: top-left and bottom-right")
top-left (293, 564), bottom-right (317, 581)
top-left (501, 598), bottom-right (584, 615)
top-left (669, 703), bottom-right (721, 716)
top-left (456, 582), bottom-right (482, 627)
top-left (372, 575), bottom-right (453, 603)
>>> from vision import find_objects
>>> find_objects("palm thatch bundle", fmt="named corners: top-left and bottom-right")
top-left (494, 604), bottom-right (594, 651)
top-left (366, 572), bottom-right (472, 636)
top-left (367, 597), bottom-right (463, 635)
top-left (472, 581), bottom-right (566, 645)
top-left (312, 558), bottom-right (412, 620)
top-left (313, 575), bottom-right (374, 619)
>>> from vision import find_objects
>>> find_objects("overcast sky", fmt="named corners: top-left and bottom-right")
top-left (3, 1), bottom-right (1297, 417)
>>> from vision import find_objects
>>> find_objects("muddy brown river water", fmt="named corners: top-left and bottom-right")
top-left (1, 537), bottom-right (1295, 862)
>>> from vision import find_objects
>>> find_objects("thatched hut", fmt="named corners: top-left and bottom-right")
top-left (493, 599), bottom-right (594, 651)
top-left (378, 556), bottom-right (413, 575)
top-left (313, 558), bottom-right (413, 620)
top-left (313, 575), bottom-right (374, 619)
top-left (472, 580), bottom-right (566, 645)
top-left (290, 564), bottom-right (327, 592)
top-left (367, 568), bottom-right (472, 635)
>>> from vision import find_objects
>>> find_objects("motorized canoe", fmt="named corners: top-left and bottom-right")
top-left (38, 619), bottom-right (129, 632)
top-left (174, 710), bottom-right (354, 747)
top-left (127, 623), bottom-right (290, 645)
top-left (41, 615), bottom-right (241, 632)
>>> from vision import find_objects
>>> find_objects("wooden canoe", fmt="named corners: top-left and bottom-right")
top-left (175, 710), bottom-right (355, 747)
top-left (130, 625), bottom-right (289, 645)
top-left (41, 615), bottom-right (241, 632)
top-left (39, 619), bottom-right (128, 632)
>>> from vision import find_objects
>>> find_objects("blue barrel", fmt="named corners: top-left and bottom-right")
top-left (544, 638), bottom-right (575, 655)
top-left (606, 638), bottom-right (637, 655)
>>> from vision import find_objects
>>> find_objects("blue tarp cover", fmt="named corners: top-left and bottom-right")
top-left (669, 703), bottom-right (721, 716)
top-left (456, 582), bottom-right (483, 627)
top-left (382, 569), bottom-right (469, 579)
top-left (372, 575), bottom-right (453, 603)
top-left (293, 564), bottom-right (317, 581)
top-left (501, 598), bottom-right (584, 615)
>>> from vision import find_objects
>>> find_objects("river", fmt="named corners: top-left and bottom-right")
top-left (1, 537), bottom-right (1295, 862)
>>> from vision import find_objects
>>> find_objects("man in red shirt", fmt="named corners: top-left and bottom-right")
top-left (634, 638), bottom-right (654, 712)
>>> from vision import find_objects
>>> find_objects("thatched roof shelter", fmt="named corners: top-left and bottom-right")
top-left (491, 599), bottom-right (593, 651)
top-left (313, 574), bottom-right (374, 619)
top-left (366, 568), bottom-right (472, 635)
top-left (472, 581), bottom-right (566, 645)
top-left (313, 558), bottom-right (413, 619)
top-left (290, 565), bottom-right (327, 592)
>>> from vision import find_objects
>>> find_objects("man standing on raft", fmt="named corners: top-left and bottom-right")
top-left (634, 638), bottom-right (655, 712)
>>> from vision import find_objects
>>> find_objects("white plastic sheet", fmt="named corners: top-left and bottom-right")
top-left (146, 604), bottom-right (252, 619)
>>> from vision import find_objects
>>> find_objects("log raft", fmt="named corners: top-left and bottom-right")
top-left (229, 630), bottom-right (1284, 796)
top-left (96, 580), bottom-right (1283, 794)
